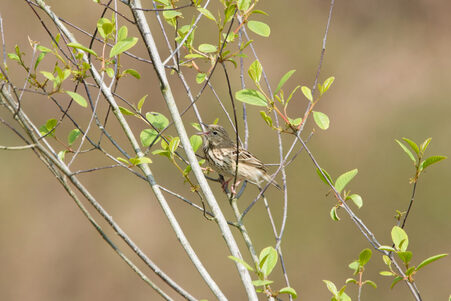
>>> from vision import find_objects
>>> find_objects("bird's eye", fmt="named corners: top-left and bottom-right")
top-left (212, 131), bottom-right (218, 135)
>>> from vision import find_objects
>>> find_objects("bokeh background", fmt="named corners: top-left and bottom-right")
top-left (0, 0), bottom-right (450, 300)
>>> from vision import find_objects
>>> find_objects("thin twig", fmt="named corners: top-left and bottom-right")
top-left (400, 181), bottom-right (418, 229)
top-left (0, 144), bottom-right (36, 150)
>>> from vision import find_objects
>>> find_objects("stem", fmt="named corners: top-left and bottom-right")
top-left (358, 272), bottom-right (362, 301)
top-left (400, 181), bottom-right (418, 229)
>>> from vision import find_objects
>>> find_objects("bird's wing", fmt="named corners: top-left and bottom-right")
top-left (231, 147), bottom-right (267, 171)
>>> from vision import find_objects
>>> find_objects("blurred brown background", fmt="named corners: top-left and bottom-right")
top-left (0, 0), bottom-right (450, 300)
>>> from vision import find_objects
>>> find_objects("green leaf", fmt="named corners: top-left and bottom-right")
top-left (197, 8), bottom-right (216, 22)
top-left (248, 60), bottom-right (262, 84)
top-left (41, 118), bottom-right (58, 136)
top-left (37, 45), bottom-right (52, 53)
top-left (190, 135), bottom-right (202, 152)
top-left (235, 89), bottom-right (267, 106)
top-left (198, 43), bottom-right (217, 53)
top-left (402, 137), bottom-right (419, 156)
top-left (67, 129), bottom-right (81, 145)
top-left (274, 70), bottom-right (296, 96)
top-left (339, 291), bottom-right (351, 301)
top-left (163, 10), bottom-right (182, 20)
top-left (312, 111), bottom-right (330, 130)
top-left (397, 251), bottom-right (412, 265)
top-left (191, 122), bottom-right (202, 131)
top-left (58, 150), bottom-right (66, 161)
top-left (252, 10), bottom-right (269, 16)
top-left (406, 266), bottom-right (416, 276)
top-left (382, 255), bottom-right (391, 266)
top-left (240, 39), bottom-right (253, 51)
top-left (345, 278), bottom-right (357, 284)
top-left (363, 280), bottom-right (377, 288)
top-left (154, 0), bottom-right (170, 5)
top-left (247, 20), bottom-right (271, 37)
top-left (116, 157), bottom-right (130, 165)
top-left (39, 125), bottom-right (50, 136)
top-left (110, 37), bottom-right (138, 58)
top-left (196, 72), bottom-right (206, 84)
top-left (301, 86), bottom-right (313, 102)
top-left (348, 194), bottom-right (363, 209)
top-left (65, 91), bottom-right (88, 108)
top-left (123, 68), bottom-right (141, 79)
top-left (420, 155), bottom-right (447, 170)
top-left (379, 245), bottom-right (396, 252)
top-left (390, 276), bottom-right (403, 289)
top-left (152, 149), bottom-right (170, 158)
top-left (416, 253), bottom-right (448, 271)
top-left (227, 256), bottom-right (254, 272)
top-left (7, 53), bottom-right (20, 63)
top-left (420, 137), bottom-right (432, 153)
top-left (379, 271), bottom-right (394, 276)
top-left (184, 53), bottom-right (205, 59)
top-left (183, 165), bottom-right (192, 176)
top-left (119, 106), bottom-right (135, 116)
top-left (260, 111), bottom-right (273, 128)
top-left (348, 261), bottom-right (359, 274)
top-left (105, 67), bottom-right (115, 78)
top-left (278, 287), bottom-right (297, 299)
top-left (224, 3), bottom-right (236, 23)
top-left (117, 25), bottom-right (128, 41)
top-left (140, 129), bottom-right (160, 147)
top-left (67, 42), bottom-right (98, 57)
top-left (391, 226), bottom-right (409, 252)
top-left (359, 248), bottom-right (372, 266)
top-left (330, 206), bottom-right (340, 221)
top-left (320, 76), bottom-right (335, 96)
top-left (252, 280), bottom-right (274, 287)
top-left (259, 246), bottom-right (277, 277)
top-left (137, 94), bottom-right (148, 112)
top-left (169, 137), bottom-right (180, 154)
top-left (335, 169), bottom-right (358, 193)
top-left (316, 168), bottom-right (333, 185)
top-left (323, 280), bottom-right (338, 296)
top-left (395, 139), bottom-right (416, 164)
top-left (97, 18), bottom-right (113, 39)
top-left (237, 0), bottom-right (251, 11)
top-left (130, 156), bottom-right (152, 165)
top-left (288, 117), bottom-right (302, 127)
top-left (40, 71), bottom-right (55, 81)
top-left (34, 52), bottom-right (46, 70)
top-left (146, 112), bottom-right (169, 131)
top-left (61, 69), bottom-right (71, 81)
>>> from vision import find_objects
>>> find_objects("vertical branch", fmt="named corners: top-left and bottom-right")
top-left (400, 181), bottom-right (418, 229)
top-left (128, 1), bottom-right (258, 299)
top-left (238, 30), bottom-right (249, 149)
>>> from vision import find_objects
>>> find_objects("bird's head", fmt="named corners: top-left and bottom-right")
top-left (198, 124), bottom-right (232, 147)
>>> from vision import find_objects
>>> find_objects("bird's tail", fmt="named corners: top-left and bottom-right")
top-left (264, 173), bottom-right (282, 191)
top-left (272, 180), bottom-right (282, 191)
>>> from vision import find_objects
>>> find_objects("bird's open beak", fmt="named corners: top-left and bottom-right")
top-left (197, 130), bottom-right (209, 136)
top-left (197, 122), bottom-right (209, 135)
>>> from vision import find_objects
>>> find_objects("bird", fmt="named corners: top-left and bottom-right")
top-left (199, 124), bottom-right (281, 194)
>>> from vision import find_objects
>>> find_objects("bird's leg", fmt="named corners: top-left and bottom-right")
top-left (231, 179), bottom-right (242, 195)
top-left (220, 176), bottom-right (231, 193)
